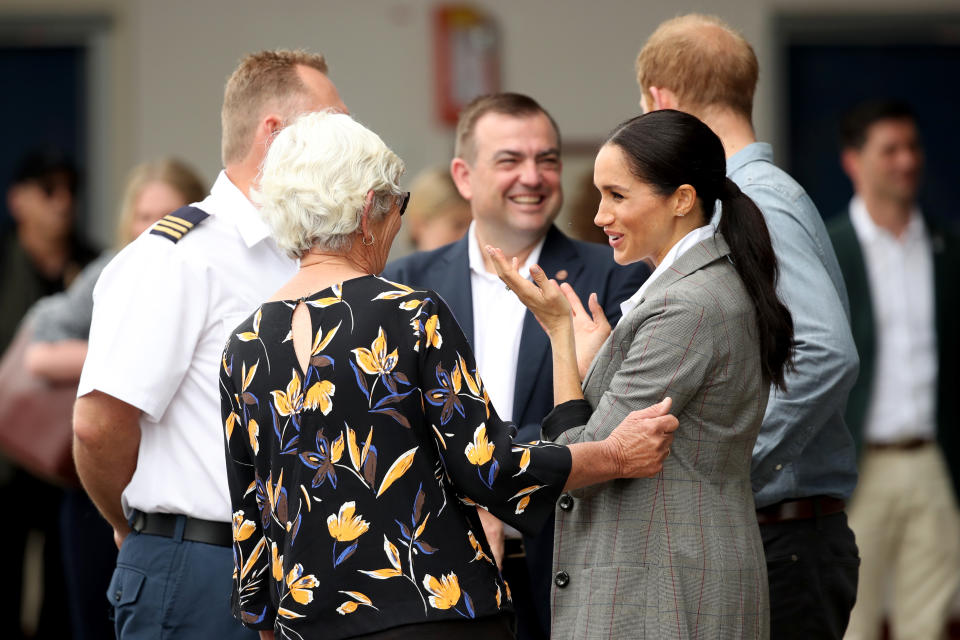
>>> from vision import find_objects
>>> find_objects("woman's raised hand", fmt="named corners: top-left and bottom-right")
top-left (487, 246), bottom-right (572, 338)
top-left (559, 284), bottom-right (611, 379)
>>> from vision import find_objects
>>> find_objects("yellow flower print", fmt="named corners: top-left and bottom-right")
top-left (331, 433), bottom-right (344, 463)
top-left (271, 370), bottom-right (303, 416)
top-left (285, 564), bottom-right (319, 604)
top-left (271, 541), bottom-right (284, 581)
top-left (467, 530), bottom-right (492, 564)
top-left (304, 380), bottom-right (335, 414)
top-left (327, 501), bottom-right (370, 542)
top-left (423, 314), bottom-right (442, 349)
top-left (352, 327), bottom-right (399, 376)
top-left (224, 411), bottom-right (239, 440)
top-left (423, 572), bottom-right (462, 610)
top-left (510, 485), bottom-right (545, 514)
top-left (248, 418), bottom-right (259, 455)
top-left (236, 309), bottom-right (262, 342)
top-left (465, 424), bottom-right (495, 466)
top-left (336, 590), bottom-right (377, 615)
top-left (232, 511), bottom-right (256, 542)
top-left (358, 535), bottom-right (404, 580)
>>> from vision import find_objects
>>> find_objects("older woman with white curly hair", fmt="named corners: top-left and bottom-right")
top-left (220, 110), bottom-right (678, 640)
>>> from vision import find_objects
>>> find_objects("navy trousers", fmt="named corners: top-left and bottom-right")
top-left (108, 519), bottom-right (257, 640)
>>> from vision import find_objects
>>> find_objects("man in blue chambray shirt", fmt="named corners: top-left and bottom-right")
top-left (635, 14), bottom-right (860, 640)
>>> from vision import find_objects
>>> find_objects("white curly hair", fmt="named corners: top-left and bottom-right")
top-left (254, 110), bottom-right (405, 258)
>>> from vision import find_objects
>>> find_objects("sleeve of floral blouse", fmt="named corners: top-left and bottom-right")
top-left (221, 344), bottom-right (277, 630)
top-left (416, 293), bottom-right (572, 536)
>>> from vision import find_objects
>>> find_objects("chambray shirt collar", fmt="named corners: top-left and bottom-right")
top-left (726, 142), bottom-right (774, 175)
top-left (204, 171), bottom-right (274, 248)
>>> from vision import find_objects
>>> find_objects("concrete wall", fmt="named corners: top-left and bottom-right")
top-left (2, 0), bottom-right (958, 244)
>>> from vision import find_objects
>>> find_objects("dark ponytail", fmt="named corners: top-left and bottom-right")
top-left (606, 110), bottom-right (794, 389)
top-left (716, 178), bottom-right (794, 389)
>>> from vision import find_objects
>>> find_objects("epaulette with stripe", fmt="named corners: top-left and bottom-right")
top-left (149, 206), bottom-right (209, 243)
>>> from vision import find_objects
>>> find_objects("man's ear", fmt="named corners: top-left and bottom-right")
top-left (450, 157), bottom-right (473, 201)
top-left (840, 148), bottom-right (860, 183)
top-left (648, 86), bottom-right (680, 111)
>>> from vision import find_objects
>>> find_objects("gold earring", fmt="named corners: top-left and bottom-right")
top-left (361, 232), bottom-right (375, 246)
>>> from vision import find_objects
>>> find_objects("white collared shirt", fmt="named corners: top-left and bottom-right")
top-left (619, 224), bottom-right (716, 319)
top-left (79, 171), bottom-right (298, 522)
top-left (467, 222), bottom-right (545, 424)
top-left (849, 195), bottom-right (937, 443)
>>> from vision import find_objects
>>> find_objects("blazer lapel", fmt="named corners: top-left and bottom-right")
top-left (512, 227), bottom-right (583, 423)
top-left (437, 235), bottom-right (475, 345)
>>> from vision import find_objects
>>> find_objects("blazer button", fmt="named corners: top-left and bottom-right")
top-left (554, 570), bottom-right (570, 588)
top-left (558, 494), bottom-right (574, 511)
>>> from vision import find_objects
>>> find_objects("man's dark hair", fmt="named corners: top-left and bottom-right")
top-left (840, 100), bottom-right (916, 150)
top-left (454, 92), bottom-right (561, 161)
top-left (10, 149), bottom-right (79, 197)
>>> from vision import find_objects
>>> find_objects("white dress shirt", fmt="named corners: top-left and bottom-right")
top-left (619, 224), bottom-right (716, 320)
top-left (467, 222), bottom-right (545, 425)
top-left (79, 171), bottom-right (298, 522)
top-left (850, 196), bottom-right (938, 443)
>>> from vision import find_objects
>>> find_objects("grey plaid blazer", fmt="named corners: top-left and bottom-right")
top-left (549, 235), bottom-right (770, 639)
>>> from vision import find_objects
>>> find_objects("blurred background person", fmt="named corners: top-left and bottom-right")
top-left (1, 150), bottom-right (97, 351)
top-left (0, 149), bottom-right (98, 639)
top-left (403, 166), bottom-right (472, 251)
top-left (831, 100), bottom-right (960, 640)
top-left (19, 157), bottom-right (205, 639)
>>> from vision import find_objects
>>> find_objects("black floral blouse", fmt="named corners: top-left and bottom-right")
top-left (221, 275), bottom-right (572, 639)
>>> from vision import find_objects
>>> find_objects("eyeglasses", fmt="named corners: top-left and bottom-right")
top-left (397, 191), bottom-right (410, 217)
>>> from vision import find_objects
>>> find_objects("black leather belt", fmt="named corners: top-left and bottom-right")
top-left (131, 511), bottom-right (232, 547)
top-left (756, 496), bottom-right (846, 525)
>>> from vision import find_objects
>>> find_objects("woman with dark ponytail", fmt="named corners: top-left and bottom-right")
top-left (490, 109), bottom-right (792, 639)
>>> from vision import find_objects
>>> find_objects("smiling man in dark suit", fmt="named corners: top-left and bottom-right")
top-left (382, 92), bottom-right (648, 640)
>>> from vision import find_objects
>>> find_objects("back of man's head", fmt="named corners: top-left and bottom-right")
top-left (454, 92), bottom-right (561, 162)
top-left (840, 99), bottom-right (916, 151)
top-left (636, 14), bottom-right (758, 120)
top-left (221, 49), bottom-right (329, 166)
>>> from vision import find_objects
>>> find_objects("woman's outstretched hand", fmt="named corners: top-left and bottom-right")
top-left (560, 284), bottom-right (611, 379)
top-left (487, 246), bottom-right (572, 338)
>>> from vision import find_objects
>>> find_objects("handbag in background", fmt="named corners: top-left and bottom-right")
top-left (0, 319), bottom-right (79, 486)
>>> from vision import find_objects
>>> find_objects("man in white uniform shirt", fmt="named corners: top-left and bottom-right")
top-left (830, 99), bottom-right (960, 640)
top-left (73, 50), bottom-right (347, 639)
top-left (382, 93), bottom-right (649, 640)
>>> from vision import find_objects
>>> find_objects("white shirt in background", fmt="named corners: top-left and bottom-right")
top-left (850, 195), bottom-right (937, 443)
top-left (467, 222), bottom-right (545, 426)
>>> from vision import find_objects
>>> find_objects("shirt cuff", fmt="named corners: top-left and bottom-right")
top-left (542, 399), bottom-right (592, 441)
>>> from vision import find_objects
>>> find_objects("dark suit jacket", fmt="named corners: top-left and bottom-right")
top-left (382, 225), bottom-right (649, 442)
top-left (828, 212), bottom-right (960, 498)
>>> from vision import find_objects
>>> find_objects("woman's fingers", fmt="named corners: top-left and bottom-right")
top-left (559, 282), bottom-right (588, 317)
top-left (587, 292), bottom-right (610, 329)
